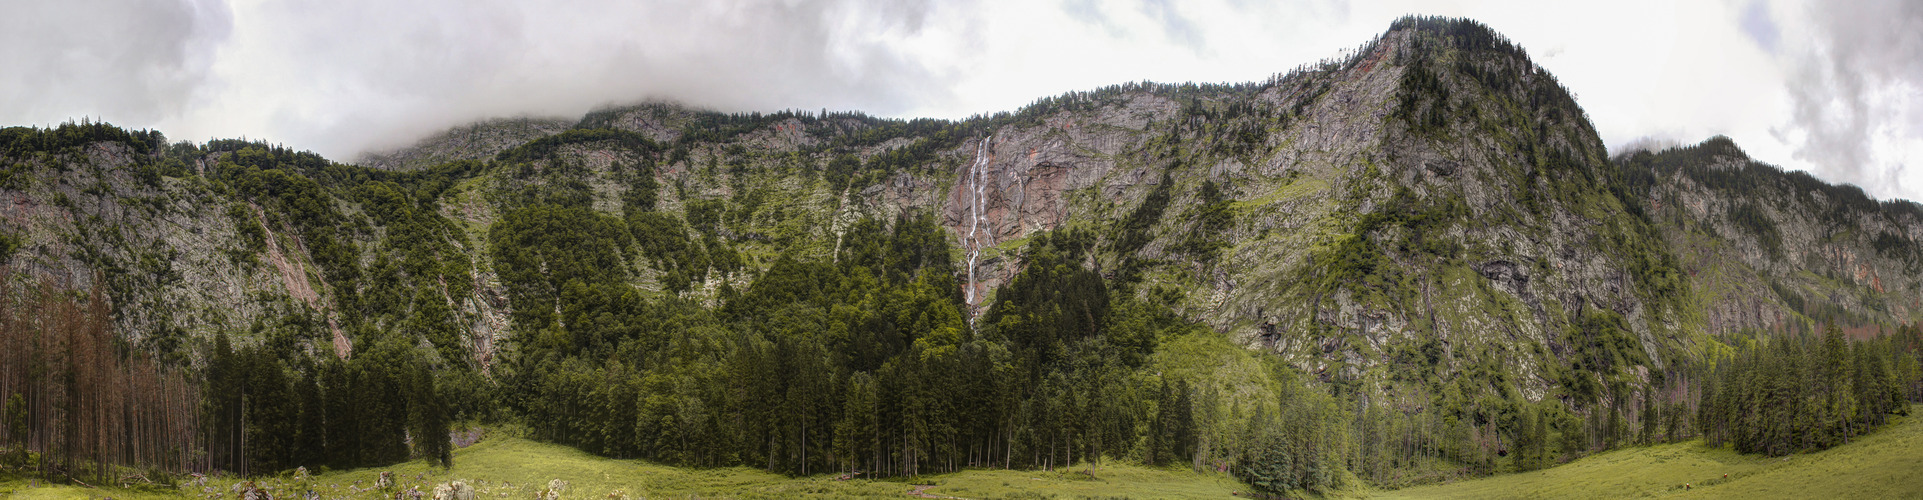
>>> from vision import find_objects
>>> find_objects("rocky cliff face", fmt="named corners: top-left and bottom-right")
top-left (0, 19), bottom-right (1915, 405)
top-left (1620, 137), bottom-right (1923, 338)
top-left (0, 139), bottom-right (330, 359)
top-left (358, 117), bottom-right (573, 171)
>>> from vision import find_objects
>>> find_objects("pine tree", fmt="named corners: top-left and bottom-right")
top-left (4, 393), bottom-right (24, 467)
top-left (1639, 388), bottom-right (1658, 445)
top-left (1513, 404), bottom-right (1540, 470)
top-left (205, 332), bottom-right (246, 472)
top-left (244, 349), bottom-right (296, 474)
top-left (410, 363), bottom-right (452, 467)
top-left (834, 371), bottom-right (878, 474)
top-left (1173, 380), bottom-right (1195, 467)
top-left (294, 369), bottom-right (326, 467)
top-left (1147, 378), bottom-right (1169, 466)
top-left (321, 358), bottom-right (360, 469)
top-left (355, 343), bottom-right (411, 466)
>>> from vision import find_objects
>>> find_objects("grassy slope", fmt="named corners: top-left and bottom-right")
top-left (0, 479), bottom-right (181, 500)
top-left (4, 435), bottom-right (1242, 499)
top-left (372, 436), bottom-right (1239, 499)
top-left (1376, 405), bottom-right (1923, 500)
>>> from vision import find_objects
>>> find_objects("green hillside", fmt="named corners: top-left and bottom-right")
top-left (1377, 405), bottom-right (1923, 500)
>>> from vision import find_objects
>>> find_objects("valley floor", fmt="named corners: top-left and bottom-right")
top-left (4, 406), bottom-right (1919, 499)
top-left (1375, 405), bottom-right (1923, 500)
top-left (3, 434), bottom-right (1243, 499)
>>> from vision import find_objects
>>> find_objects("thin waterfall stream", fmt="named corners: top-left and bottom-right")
top-left (964, 135), bottom-right (992, 318)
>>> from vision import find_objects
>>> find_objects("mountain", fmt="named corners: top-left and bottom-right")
top-left (1, 16), bottom-right (1919, 489)
top-left (3, 16), bottom-right (1916, 398)
top-left (1617, 137), bottom-right (1923, 337)
top-left (356, 116), bottom-right (574, 171)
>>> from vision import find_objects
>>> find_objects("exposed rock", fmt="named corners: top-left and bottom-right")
top-left (3, 19), bottom-right (1918, 407)
top-left (358, 117), bottom-right (572, 170)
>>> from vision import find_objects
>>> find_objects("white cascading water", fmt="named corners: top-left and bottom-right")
top-left (964, 135), bottom-right (991, 308)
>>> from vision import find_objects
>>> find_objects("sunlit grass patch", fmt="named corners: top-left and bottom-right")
top-left (1374, 406), bottom-right (1923, 500)
top-left (185, 436), bottom-right (1243, 499)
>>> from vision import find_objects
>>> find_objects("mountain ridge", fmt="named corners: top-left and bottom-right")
top-left (5, 17), bottom-right (1916, 378)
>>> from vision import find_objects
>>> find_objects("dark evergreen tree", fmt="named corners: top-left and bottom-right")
top-left (410, 363), bottom-right (453, 467)
top-left (321, 357), bottom-right (360, 469)
top-left (294, 368), bottom-right (326, 467)
top-left (244, 349), bottom-right (296, 474)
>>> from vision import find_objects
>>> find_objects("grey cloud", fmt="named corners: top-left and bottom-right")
top-left (248, 0), bottom-right (961, 158)
top-left (1141, 0), bottom-right (1205, 52)
top-left (1061, 0), bottom-right (1210, 53)
top-left (1778, 0), bottom-right (1923, 197)
top-left (1739, 0), bottom-right (1779, 54)
top-left (0, 0), bottom-right (231, 131)
top-left (1063, 1), bottom-right (1135, 42)
top-left (0, 0), bottom-right (962, 159)
top-left (1612, 135), bottom-right (1688, 157)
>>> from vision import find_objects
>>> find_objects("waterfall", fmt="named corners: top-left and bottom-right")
top-left (965, 135), bottom-right (991, 308)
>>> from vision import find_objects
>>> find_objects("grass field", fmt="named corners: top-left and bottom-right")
top-left (6, 406), bottom-right (1919, 499)
top-left (214, 435), bottom-right (1246, 499)
top-left (1376, 406), bottom-right (1923, 500)
top-left (3, 434), bottom-right (1244, 499)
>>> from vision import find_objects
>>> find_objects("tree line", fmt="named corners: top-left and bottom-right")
top-left (1698, 324), bottom-right (1916, 456)
top-left (199, 330), bottom-right (451, 476)
top-left (0, 266), bottom-right (455, 482)
top-left (0, 270), bottom-right (201, 484)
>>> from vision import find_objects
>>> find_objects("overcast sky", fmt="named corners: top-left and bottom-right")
top-left (2, 0), bottom-right (1919, 202)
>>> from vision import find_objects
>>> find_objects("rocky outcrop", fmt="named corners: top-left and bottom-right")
top-left (1625, 137), bottom-right (1923, 335)
top-left (0, 142), bottom-right (314, 354)
top-left (358, 117), bottom-right (572, 170)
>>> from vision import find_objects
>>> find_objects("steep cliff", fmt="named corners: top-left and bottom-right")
top-left (0, 18), bottom-right (1913, 411)
top-left (1619, 137), bottom-right (1923, 337)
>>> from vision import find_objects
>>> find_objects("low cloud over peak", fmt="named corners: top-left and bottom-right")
top-left (2, 0), bottom-right (1919, 204)
top-left (1776, 0), bottom-right (1923, 201)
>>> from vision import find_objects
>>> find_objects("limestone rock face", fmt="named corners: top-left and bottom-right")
top-left (1624, 138), bottom-right (1923, 338)
top-left (0, 142), bottom-right (302, 354)
top-left (359, 117), bottom-right (573, 171)
top-left (2, 20), bottom-right (1918, 403)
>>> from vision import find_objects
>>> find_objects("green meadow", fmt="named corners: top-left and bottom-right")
top-left (6, 406), bottom-right (1920, 499)
top-left (4, 434), bottom-right (1241, 499)
top-left (1378, 406), bottom-right (1923, 500)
